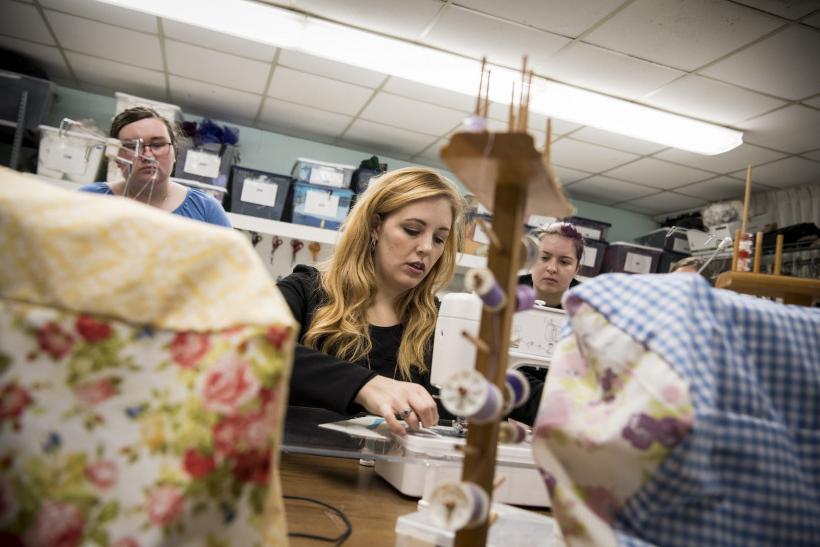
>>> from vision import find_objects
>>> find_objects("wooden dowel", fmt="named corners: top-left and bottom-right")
top-left (517, 57), bottom-right (527, 131)
top-left (543, 117), bottom-right (552, 162)
top-left (732, 229), bottom-right (741, 272)
top-left (492, 475), bottom-right (506, 491)
top-left (520, 70), bottom-right (533, 132)
top-left (774, 234), bottom-right (784, 275)
top-left (461, 330), bottom-right (491, 354)
top-left (753, 231), bottom-right (763, 273)
top-left (474, 57), bottom-right (486, 116)
top-left (508, 83), bottom-right (516, 132)
top-left (482, 70), bottom-right (491, 118)
top-left (476, 217), bottom-right (501, 249)
top-left (740, 165), bottom-right (752, 238)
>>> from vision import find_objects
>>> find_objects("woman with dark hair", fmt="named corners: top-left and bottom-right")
top-left (79, 106), bottom-right (230, 227)
top-left (521, 221), bottom-right (584, 309)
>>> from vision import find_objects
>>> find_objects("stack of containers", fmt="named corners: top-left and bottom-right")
top-left (228, 166), bottom-right (293, 221)
top-left (288, 158), bottom-right (356, 230)
top-left (565, 216), bottom-right (611, 278)
top-left (634, 228), bottom-right (692, 273)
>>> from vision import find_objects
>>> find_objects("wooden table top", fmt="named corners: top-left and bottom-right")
top-left (281, 452), bottom-right (418, 546)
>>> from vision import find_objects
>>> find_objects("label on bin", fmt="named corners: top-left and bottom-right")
top-left (241, 177), bottom-right (278, 207)
top-left (672, 238), bottom-right (688, 253)
top-left (624, 252), bottom-right (652, 274)
top-left (184, 150), bottom-right (221, 179)
top-left (304, 189), bottom-right (340, 217)
top-left (581, 246), bottom-right (598, 268)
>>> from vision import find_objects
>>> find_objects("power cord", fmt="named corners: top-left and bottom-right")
top-left (284, 495), bottom-right (352, 545)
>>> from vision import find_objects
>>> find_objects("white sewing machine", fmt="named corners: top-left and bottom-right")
top-left (374, 293), bottom-right (567, 508)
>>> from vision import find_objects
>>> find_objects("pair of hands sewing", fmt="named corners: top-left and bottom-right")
top-left (354, 375), bottom-right (439, 436)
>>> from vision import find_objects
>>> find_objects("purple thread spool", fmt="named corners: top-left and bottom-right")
top-left (471, 381), bottom-right (502, 424)
top-left (499, 420), bottom-right (527, 444)
top-left (505, 369), bottom-right (531, 408)
top-left (465, 268), bottom-right (505, 311)
top-left (515, 284), bottom-right (536, 312)
top-left (429, 481), bottom-right (490, 530)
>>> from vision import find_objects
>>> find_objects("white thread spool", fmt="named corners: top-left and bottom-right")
top-left (440, 369), bottom-right (503, 424)
top-left (429, 481), bottom-right (490, 530)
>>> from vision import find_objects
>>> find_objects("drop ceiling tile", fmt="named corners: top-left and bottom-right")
top-left (45, 11), bottom-right (162, 70)
top-left (0, 36), bottom-right (72, 80)
top-left (412, 139), bottom-right (447, 168)
top-left (162, 19), bottom-right (276, 62)
top-left (383, 77), bottom-right (475, 112)
top-left (804, 96), bottom-right (820, 108)
top-left (804, 11), bottom-right (820, 27)
top-left (550, 138), bottom-right (640, 172)
top-left (730, 156), bottom-right (820, 188)
top-left (342, 120), bottom-right (438, 158)
top-left (423, 6), bottom-right (570, 74)
top-left (169, 75), bottom-right (261, 125)
top-left (640, 74), bottom-right (786, 125)
top-left (360, 93), bottom-right (467, 136)
top-left (566, 176), bottom-right (658, 204)
top-left (454, 0), bottom-right (626, 37)
top-left (584, 0), bottom-right (782, 71)
top-left (700, 26), bottom-right (820, 101)
top-left (739, 104), bottom-right (820, 153)
top-left (605, 157), bottom-right (713, 189)
top-left (623, 192), bottom-right (707, 214)
top-left (293, 0), bottom-right (443, 41)
top-left (39, 0), bottom-right (157, 33)
top-left (654, 143), bottom-right (787, 173)
top-left (543, 43), bottom-right (684, 100)
top-left (616, 201), bottom-right (663, 215)
top-left (258, 97), bottom-right (353, 139)
top-left (676, 175), bottom-right (762, 201)
top-left (67, 51), bottom-right (166, 100)
top-left (165, 39), bottom-right (270, 94)
top-left (552, 165), bottom-right (593, 185)
top-left (0, 0), bottom-right (54, 44)
top-left (802, 150), bottom-right (820, 162)
top-left (277, 49), bottom-right (386, 88)
top-left (733, 0), bottom-right (820, 20)
top-left (268, 67), bottom-right (373, 116)
top-left (570, 127), bottom-right (667, 155)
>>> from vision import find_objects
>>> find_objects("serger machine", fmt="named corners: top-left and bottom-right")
top-left (374, 292), bottom-right (567, 508)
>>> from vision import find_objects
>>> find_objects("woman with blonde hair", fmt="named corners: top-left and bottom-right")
top-left (278, 167), bottom-right (464, 435)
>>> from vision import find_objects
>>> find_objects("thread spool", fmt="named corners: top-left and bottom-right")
top-left (498, 420), bottom-right (527, 444)
top-left (464, 268), bottom-right (506, 311)
top-left (429, 481), bottom-right (490, 531)
top-left (440, 369), bottom-right (503, 424)
top-left (463, 115), bottom-right (488, 133)
top-left (515, 284), bottom-right (536, 312)
top-left (505, 369), bottom-right (531, 408)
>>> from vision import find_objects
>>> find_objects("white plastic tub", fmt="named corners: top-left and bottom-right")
top-left (37, 125), bottom-right (105, 184)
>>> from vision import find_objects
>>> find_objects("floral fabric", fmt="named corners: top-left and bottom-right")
top-left (0, 173), bottom-right (296, 546)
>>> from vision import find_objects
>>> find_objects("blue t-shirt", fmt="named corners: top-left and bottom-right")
top-left (79, 182), bottom-right (231, 228)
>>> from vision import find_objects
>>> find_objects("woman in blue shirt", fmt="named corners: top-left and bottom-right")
top-left (80, 106), bottom-right (230, 228)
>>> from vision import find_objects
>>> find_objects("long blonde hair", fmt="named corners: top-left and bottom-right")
top-left (303, 167), bottom-right (464, 380)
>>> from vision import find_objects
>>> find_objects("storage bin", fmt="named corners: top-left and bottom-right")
top-left (37, 125), bottom-right (105, 183)
top-left (115, 91), bottom-right (183, 124)
top-left (292, 158), bottom-right (355, 189)
top-left (657, 250), bottom-right (691, 273)
top-left (1, 71), bottom-right (55, 130)
top-left (174, 142), bottom-right (238, 189)
top-left (578, 239), bottom-right (608, 277)
top-left (686, 229), bottom-right (718, 252)
top-left (635, 228), bottom-right (690, 253)
top-left (289, 181), bottom-right (353, 230)
top-left (351, 167), bottom-right (383, 194)
top-left (229, 166), bottom-right (292, 220)
top-left (602, 242), bottom-right (663, 274)
top-left (565, 216), bottom-right (611, 241)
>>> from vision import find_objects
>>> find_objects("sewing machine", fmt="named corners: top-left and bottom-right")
top-left (374, 292), bottom-right (567, 508)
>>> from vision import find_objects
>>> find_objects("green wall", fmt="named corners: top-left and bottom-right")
top-left (47, 85), bottom-right (657, 242)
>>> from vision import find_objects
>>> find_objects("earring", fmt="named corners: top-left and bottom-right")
top-left (371, 238), bottom-right (377, 251)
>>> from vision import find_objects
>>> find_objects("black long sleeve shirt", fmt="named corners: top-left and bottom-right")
top-left (277, 265), bottom-right (543, 424)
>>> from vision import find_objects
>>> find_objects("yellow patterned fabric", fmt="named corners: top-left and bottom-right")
top-left (0, 167), bottom-right (292, 332)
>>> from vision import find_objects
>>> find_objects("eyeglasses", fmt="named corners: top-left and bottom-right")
top-left (120, 140), bottom-right (173, 157)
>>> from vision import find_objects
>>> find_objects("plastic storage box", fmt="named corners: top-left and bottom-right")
top-left (635, 228), bottom-right (690, 253)
top-left (602, 242), bottom-right (663, 274)
top-left (657, 250), bottom-right (690, 273)
top-left (289, 181), bottom-right (353, 230)
top-left (114, 91), bottom-right (183, 123)
top-left (37, 125), bottom-right (105, 183)
top-left (229, 166), bottom-right (292, 220)
top-left (565, 216), bottom-right (611, 241)
top-left (175, 142), bottom-right (238, 189)
top-left (292, 158), bottom-right (355, 189)
top-left (578, 239), bottom-right (608, 277)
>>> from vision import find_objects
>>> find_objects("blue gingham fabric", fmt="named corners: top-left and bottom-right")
top-left (563, 273), bottom-right (820, 547)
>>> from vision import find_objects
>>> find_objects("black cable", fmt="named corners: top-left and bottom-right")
top-left (284, 494), bottom-right (352, 545)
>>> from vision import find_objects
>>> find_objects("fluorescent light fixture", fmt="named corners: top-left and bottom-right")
top-left (95, 0), bottom-right (743, 155)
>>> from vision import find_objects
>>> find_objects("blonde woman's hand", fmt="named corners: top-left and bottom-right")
top-left (354, 375), bottom-right (439, 436)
